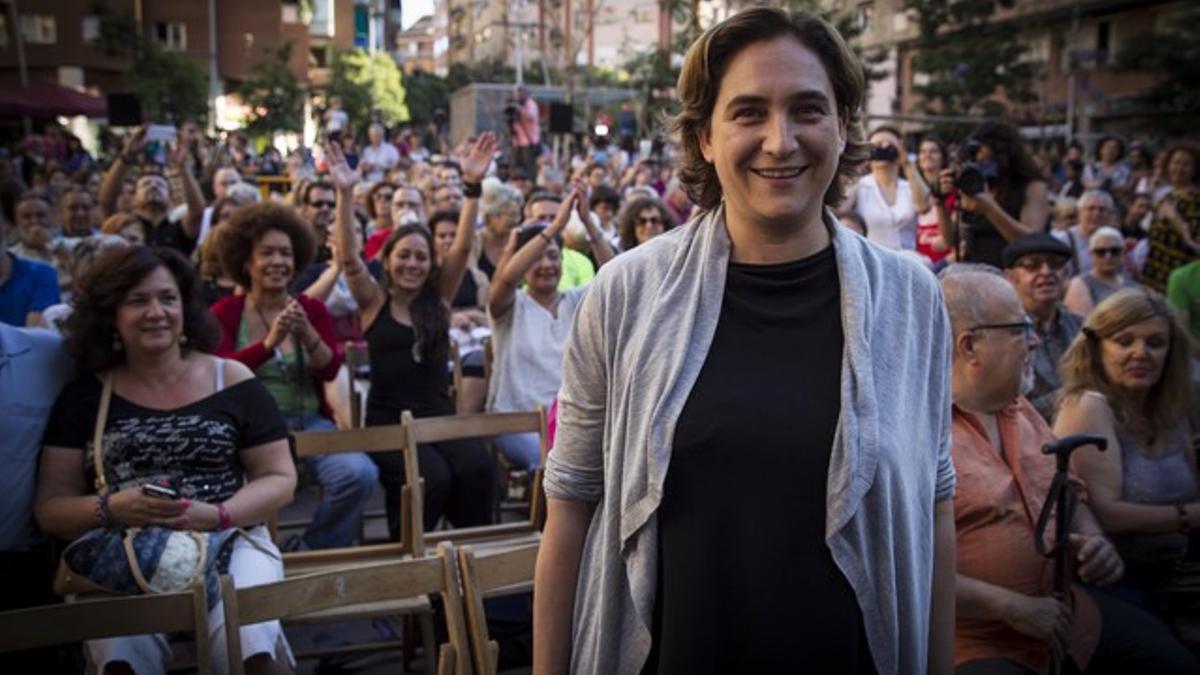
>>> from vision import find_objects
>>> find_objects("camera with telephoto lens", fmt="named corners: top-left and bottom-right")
top-left (954, 140), bottom-right (997, 197)
top-left (869, 145), bottom-right (899, 162)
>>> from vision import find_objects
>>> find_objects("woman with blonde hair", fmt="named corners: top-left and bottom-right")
top-left (1054, 289), bottom-right (1196, 606)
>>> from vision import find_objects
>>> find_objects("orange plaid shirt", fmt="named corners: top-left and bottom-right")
top-left (952, 397), bottom-right (1101, 674)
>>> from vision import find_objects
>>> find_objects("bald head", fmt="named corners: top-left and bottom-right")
top-left (940, 264), bottom-right (1020, 336)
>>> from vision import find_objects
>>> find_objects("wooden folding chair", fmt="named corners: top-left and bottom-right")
top-left (0, 586), bottom-right (211, 673)
top-left (222, 542), bottom-right (473, 675)
top-left (450, 341), bottom-right (467, 414)
top-left (401, 409), bottom-right (549, 558)
top-left (456, 541), bottom-right (540, 675)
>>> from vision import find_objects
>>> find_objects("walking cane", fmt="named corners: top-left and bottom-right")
top-left (1034, 434), bottom-right (1108, 675)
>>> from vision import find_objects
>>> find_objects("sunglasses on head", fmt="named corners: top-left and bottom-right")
top-left (1091, 246), bottom-right (1122, 258)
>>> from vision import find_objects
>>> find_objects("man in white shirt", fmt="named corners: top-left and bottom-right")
top-left (359, 123), bottom-right (399, 182)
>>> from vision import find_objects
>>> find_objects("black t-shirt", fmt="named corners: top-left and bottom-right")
top-left (43, 374), bottom-right (287, 503)
top-left (644, 246), bottom-right (876, 674)
top-left (140, 215), bottom-right (195, 257)
top-left (363, 303), bottom-right (453, 423)
top-left (961, 185), bottom-right (1026, 268)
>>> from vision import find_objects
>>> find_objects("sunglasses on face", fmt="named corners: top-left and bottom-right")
top-left (1091, 246), bottom-right (1122, 258)
top-left (308, 200), bottom-right (336, 209)
top-left (1013, 255), bottom-right (1067, 272)
top-left (638, 216), bottom-right (663, 226)
top-left (374, 192), bottom-right (395, 201)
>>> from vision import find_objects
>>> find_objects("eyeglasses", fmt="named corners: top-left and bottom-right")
top-left (373, 192), bottom-right (395, 201)
top-left (638, 216), bottom-right (663, 226)
top-left (1013, 255), bottom-right (1068, 272)
top-left (393, 200), bottom-right (424, 209)
top-left (1091, 246), bottom-right (1123, 258)
top-left (969, 317), bottom-right (1035, 341)
top-left (308, 200), bottom-right (336, 209)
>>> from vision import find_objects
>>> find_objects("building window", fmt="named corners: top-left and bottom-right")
top-left (155, 21), bottom-right (186, 51)
top-left (82, 16), bottom-right (101, 44)
top-left (20, 14), bottom-right (57, 45)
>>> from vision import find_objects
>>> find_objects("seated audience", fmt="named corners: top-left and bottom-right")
top-left (212, 203), bottom-right (377, 551)
top-left (487, 185), bottom-right (614, 469)
top-left (525, 190), bottom-right (597, 290)
top-left (35, 246), bottom-right (297, 674)
top-left (1053, 190), bottom-right (1116, 277)
top-left (328, 135), bottom-right (497, 538)
top-left (1140, 142), bottom-right (1199, 293)
top-left (1063, 227), bottom-right (1139, 318)
top-left (1003, 233), bottom-right (1083, 421)
top-left (1054, 290), bottom-right (1197, 608)
top-left (941, 265), bottom-right (1197, 674)
top-left (477, 179), bottom-right (524, 279)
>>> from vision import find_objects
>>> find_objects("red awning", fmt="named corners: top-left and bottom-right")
top-left (0, 82), bottom-right (108, 118)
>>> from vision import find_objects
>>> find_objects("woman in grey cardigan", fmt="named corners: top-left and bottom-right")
top-left (534, 8), bottom-right (957, 675)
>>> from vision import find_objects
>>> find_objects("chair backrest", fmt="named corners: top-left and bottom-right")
top-left (401, 409), bottom-right (547, 557)
top-left (450, 341), bottom-right (466, 414)
top-left (0, 586), bottom-right (210, 672)
top-left (344, 340), bottom-right (369, 428)
top-left (456, 542), bottom-right (540, 675)
top-left (222, 542), bottom-right (473, 675)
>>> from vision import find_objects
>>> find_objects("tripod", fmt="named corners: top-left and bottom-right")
top-left (1033, 433), bottom-right (1109, 675)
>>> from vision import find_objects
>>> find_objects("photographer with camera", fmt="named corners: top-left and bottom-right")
top-left (508, 85), bottom-right (541, 181)
top-left (841, 126), bottom-right (925, 251)
top-left (937, 121), bottom-right (1050, 268)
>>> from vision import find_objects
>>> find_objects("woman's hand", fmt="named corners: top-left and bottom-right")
top-left (107, 487), bottom-right (190, 528)
top-left (324, 141), bottom-right (361, 192)
top-left (548, 185), bottom-right (583, 238)
top-left (285, 299), bottom-right (318, 344)
top-left (1070, 533), bottom-right (1124, 586)
top-left (460, 132), bottom-right (499, 184)
top-left (120, 126), bottom-right (148, 164)
top-left (264, 307), bottom-right (295, 350)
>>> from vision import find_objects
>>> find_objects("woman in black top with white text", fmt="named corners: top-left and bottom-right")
top-left (327, 134), bottom-right (499, 539)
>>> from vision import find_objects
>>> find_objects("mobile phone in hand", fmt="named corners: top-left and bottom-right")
top-left (142, 482), bottom-right (179, 500)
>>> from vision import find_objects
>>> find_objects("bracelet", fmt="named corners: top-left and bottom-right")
top-left (216, 502), bottom-right (233, 531)
top-left (462, 181), bottom-right (482, 198)
top-left (1175, 502), bottom-right (1190, 533)
top-left (96, 492), bottom-right (114, 528)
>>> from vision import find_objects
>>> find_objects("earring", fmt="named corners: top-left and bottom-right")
top-left (179, 334), bottom-right (189, 346)
top-left (112, 333), bottom-right (122, 351)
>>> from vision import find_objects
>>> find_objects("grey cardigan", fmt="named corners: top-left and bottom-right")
top-left (544, 205), bottom-right (956, 674)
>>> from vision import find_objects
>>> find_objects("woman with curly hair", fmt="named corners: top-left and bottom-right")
top-left (616, 195), bottom-right (677, 252)
top-left (210, 202), bottom-right (378, 551)
top-left (1054, 289), bottom-right (1197, 604)
top-left (326, 132), bottom-right (499, 539)
top-left (1139, 141), bottom-right (1200, 293)
top-left (35, 246), bottom-right (297, 674)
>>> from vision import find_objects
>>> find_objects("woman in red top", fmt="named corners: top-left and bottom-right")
top-left (211, 202), bottom-right (379, 551)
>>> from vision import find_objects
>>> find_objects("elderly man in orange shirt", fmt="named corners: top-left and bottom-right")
top-left (942, 264), bottom-right (1198, 675)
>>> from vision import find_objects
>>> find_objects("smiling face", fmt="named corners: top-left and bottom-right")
top-left (634, 207), bottom-right (665, 244)
top-left (61, 190), bottom-right (96, 236)
top-left (1167, 148), bottom-right (1196, 189)
top-left (699, 36), bottom-right (846, 235)
top-left (116, 265), bottom-right (184, 356)
top-left (918, 140), bottom-right (944, 175)
top-left (523, 239), bottom-right (562, 294)
top-left (1099, 316), bottom-right (1170, 393)
top-left (248, 229), bottom-right (295, 293)
top-left (386, 231), bottom-right (433, 294)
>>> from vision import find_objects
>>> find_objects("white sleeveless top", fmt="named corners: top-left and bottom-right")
top-left (854, 174), bottom-right (917, 251)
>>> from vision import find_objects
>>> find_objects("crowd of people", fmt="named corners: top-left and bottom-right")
top-left (0, 5), bottom-right (1198, 674)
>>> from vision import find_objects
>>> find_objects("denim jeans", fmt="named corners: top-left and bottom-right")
top-left (493, 431), bottom-right (543, 470)
top-left (285, 414), bottom-right (378, 550)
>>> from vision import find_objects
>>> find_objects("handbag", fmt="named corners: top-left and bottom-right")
top-left (53, 373), bottom-right (241, 610)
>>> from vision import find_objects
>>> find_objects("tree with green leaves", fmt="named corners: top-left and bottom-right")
top-left (239, 43), bottom-right (305, 140)
top-left (329, 49), bottom-right (410, 129)
top-left (909, 0), bottom-right (1039, 134)
top-left (92, 1), bottom-right (209, 124)
top-left (1113, 4), bottom-right (1200, 138)
top-left (402, 71), bottom-right (450, 127)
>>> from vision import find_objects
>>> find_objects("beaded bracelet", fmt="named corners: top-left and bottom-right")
top-left (217, 502), bottom-right (233, 531)
top-left (96, 493), bottom-right (114, 528)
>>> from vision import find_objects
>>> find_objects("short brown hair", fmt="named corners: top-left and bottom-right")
top-left (669, 7), bottom-right (869, 211)
top-left (218, 202), bottom-right (317, 289)
top-left (367, 181), bottom-right (398, 220)
top-left (1059, 289), bottom-right (1192, 437)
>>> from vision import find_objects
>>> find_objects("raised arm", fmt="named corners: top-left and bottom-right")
top-left (99, 126), bottom-right (146, 216)
top-left (169, 131), bottom-right (206, 240)
top-left (575, 185), bottom-right (616, 268)
top-left (325, 141), bottom-right (385, 319)
top-left (489, 186), bottom-right (582, 319)
top-left (439, 132), bottom-right (497, 304)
